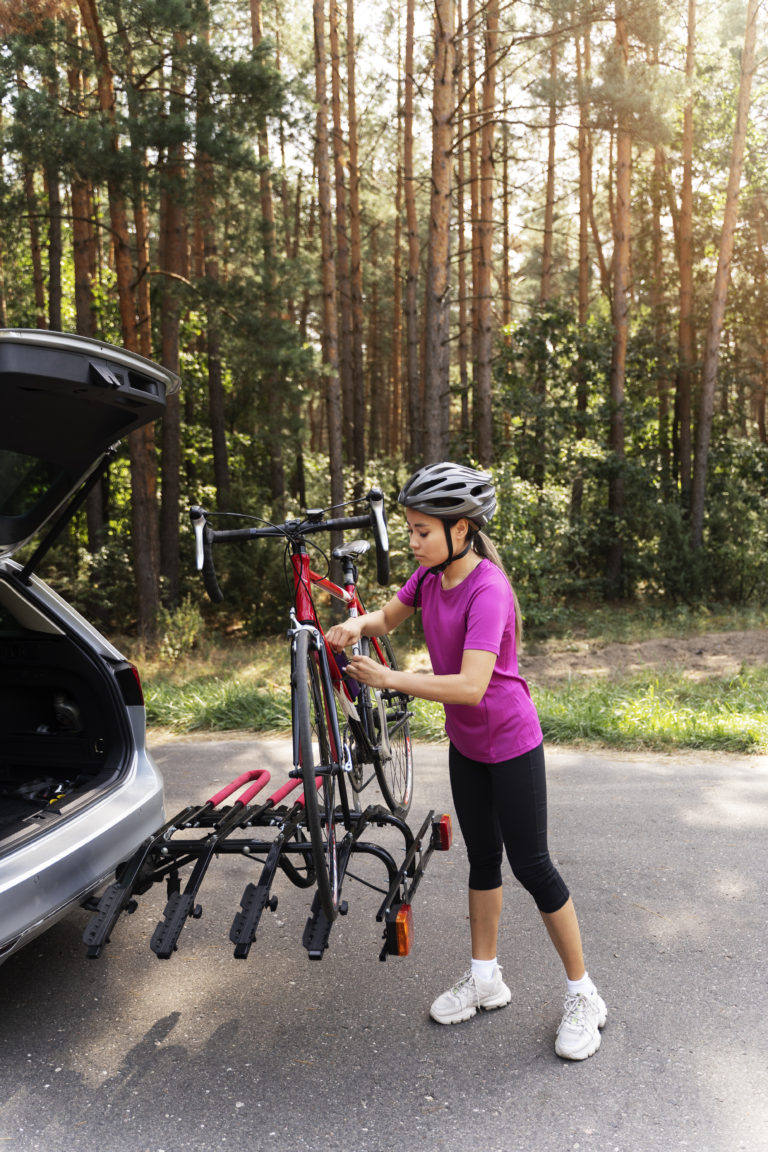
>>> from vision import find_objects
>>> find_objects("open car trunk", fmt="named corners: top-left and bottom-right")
top-left (0, 579), bottom-right (134, 852)
top-left (0, 329), bottom-right (177, 862)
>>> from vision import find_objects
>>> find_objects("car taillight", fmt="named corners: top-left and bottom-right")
top-left (432, 813), bottom-right (453, 851)
top-left (116, 663), bottom-right (145, 706)
top-left (386, 903), bottom-right (414, 956)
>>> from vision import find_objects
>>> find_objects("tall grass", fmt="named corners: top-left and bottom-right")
top-left (144, 660), bottom-right (768, 754)
top-left (535, 665), bottom-right (768, 753)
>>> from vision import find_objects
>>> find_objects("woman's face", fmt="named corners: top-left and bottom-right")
top-left (405, 508), bottom-right (466, 567)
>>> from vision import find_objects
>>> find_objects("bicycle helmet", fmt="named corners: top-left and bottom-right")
top-left (398, 462), bottom-right (496, 527)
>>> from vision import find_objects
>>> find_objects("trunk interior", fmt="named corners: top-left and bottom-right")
top-left (0, 583), bottom-right (127, 847)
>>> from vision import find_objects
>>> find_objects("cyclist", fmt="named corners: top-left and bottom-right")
top-left (326, 462), bottom-right (606, 1060)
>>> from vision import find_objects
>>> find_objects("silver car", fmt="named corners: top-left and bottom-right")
top-left (0, 329), bottom-right (178, 964)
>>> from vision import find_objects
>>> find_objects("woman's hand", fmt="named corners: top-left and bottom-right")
top-left (325, 618), bottom-right (364, 652)
top-left (345, 652), bottom-right (391, 690)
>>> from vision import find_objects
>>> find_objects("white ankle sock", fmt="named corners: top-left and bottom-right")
top-left (471, 957), bottom-right (498, 982)
top-left (567, 972), bottom-right (597, 997)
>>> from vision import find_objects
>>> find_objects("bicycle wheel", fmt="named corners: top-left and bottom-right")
top-left (292, 627), bottom-right (340, 921)
top-left (360, 635), bottom-right (414, 817)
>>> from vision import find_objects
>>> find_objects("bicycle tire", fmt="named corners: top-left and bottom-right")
top-left (292, 627), bottom-right (341, 921)
top-left (360, 635), bottom-right (414, 817)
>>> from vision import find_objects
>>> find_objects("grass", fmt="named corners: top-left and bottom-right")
top-left (535, 665), bottom-right (768, 753)
top-left (137, 611), bottom-right (768, 754)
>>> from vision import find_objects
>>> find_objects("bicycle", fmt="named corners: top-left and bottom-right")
top-left (189, 488), bottom-right (414, 925)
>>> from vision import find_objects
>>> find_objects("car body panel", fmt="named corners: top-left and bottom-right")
top-left (0, 330), bottom-right (173, 964)
top-left (0, 738), bottom-right (163, 961)
top-left (0, 328), bottom-right (179, 559)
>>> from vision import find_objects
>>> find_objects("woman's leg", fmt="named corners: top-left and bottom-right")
top-left (469, 885), bottom-right (503, 961)
top-left (540, 897), bottom-right (586, 981)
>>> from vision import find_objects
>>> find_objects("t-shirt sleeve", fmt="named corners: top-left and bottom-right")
top-left (463, 573), bottom-right (512, 656)
top-left (396, 568), bottom-right (423, 608)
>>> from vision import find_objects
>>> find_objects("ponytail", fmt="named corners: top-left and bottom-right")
top-left (472, 529), bottom-right (523, 651)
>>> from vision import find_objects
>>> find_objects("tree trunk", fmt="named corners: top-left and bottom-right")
top-left (474, 0), bottom-right (498, 467)
top-left (196, 7), bottom-right (230, 507)
top-left (754, 196), bottom-right (767, 444)
top-left (347, 0), bottom-right (365, 483)
top-left (314, 0), bottom-right (344, 508)
top-left (571, 19), bottom-right (591, 521)
top-left (158, 32), bottom-right (188, 606)
top-left (423, 0), bottom-right (455, 463)
top-left (45, 167), bottom-right (62, 331)
top-left (605, 12), bottom-right (631, 596)
top-left (539, 25), bottom-right (558, 306)
top-left (652, 141), bottom-right (671, 491)
top-left (467, 0), bottom-right (480, 449)
top-left (329, 0), bottom-right (354, 461)
top-left (675, 0), bottom-right (695, 502)
top-left (456, 0), bottom-right (470, 447)
top-left (690, 0), bottom-right (758, 549)
top-left (403, 0), bottom-right (421, 462)
top-left (251, 0), bottom-right (285, 512)
top-left (391, 7), bottom-right (404, 457)
top-left (77, 0), bottom-right (159, 643)
top-left (23, 166), bottom-right (47, 328)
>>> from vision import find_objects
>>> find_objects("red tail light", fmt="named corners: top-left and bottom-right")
top-left (116, 662), bottom-right (145, 706)
top-left (432, 814), bottom-right (453, 851)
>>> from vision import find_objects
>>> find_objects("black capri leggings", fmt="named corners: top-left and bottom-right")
top-left (448, 741), bottom-right (570, 914)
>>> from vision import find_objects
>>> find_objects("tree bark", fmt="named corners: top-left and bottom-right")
top-left (423, 0), bottom-right (455, 463)
top-left (196, 7), bottom-right (230, 507)
top-left (77, 0), bottom-right (159, 642)
top-left (23, 166), bottom-right (47, 328)
top-left (605, 10), bottom-right (631, 596)
top-left (674, 0), bottom-right (695, 502)
top-left (158, 31), bottom-right (188, 605)
top-left (403, 0), bottom-right (421, 461)
top-left (314, 0), bottom-right (344, 507)
top-left (690, 0), bottom-right (758, 549)
top-left (571, 18), bottom-right (592, 521)
top-left (251, 0), bottom-right (285, 512)
top-left (329, 0), bottom-right (354, 460)
top-left (474, 0), bottom-right (498, 467)
top-left (346, 0), bottom-right (365, 483)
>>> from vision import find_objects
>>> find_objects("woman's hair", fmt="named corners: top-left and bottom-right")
top-left (469, 524), bottom-right (523, 650)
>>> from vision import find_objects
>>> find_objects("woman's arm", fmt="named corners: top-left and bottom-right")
top-left (345, 647), bottom-right (497, 708)
top-left (325, 594), bottom-right (413, 651)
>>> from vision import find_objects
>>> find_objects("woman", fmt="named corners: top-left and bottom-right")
top-left (326, 462), bottom-right (606, 1060)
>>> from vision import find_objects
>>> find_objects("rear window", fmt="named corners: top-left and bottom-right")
top-left (0, 449), bottom-right (60, 519)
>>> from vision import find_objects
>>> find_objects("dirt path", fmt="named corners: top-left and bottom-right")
top-left (519, 628), bottom-right (768, 688)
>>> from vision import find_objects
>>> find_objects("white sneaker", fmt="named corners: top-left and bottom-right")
top-left (555, 990), bottom-right (608, 1060)
top-left (429, 967), bottom-right (512, 1025)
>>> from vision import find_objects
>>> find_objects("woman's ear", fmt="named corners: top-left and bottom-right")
top-left (453, 517), bottom-right (470, 544)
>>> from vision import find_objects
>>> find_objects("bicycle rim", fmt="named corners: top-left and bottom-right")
top-left (292, 628), bottom-right (340, 920)
top-left (364, 634), bottom-right (414, 817)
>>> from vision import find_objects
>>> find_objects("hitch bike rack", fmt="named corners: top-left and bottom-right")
top-left (83, 768), bottom-right (452, 963)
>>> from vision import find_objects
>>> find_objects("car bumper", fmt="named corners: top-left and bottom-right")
top-left (0, 746), bottom-right (164, 963)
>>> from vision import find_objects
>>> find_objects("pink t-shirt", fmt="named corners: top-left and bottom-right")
top-left (397, 559), bottom-right (542, 762)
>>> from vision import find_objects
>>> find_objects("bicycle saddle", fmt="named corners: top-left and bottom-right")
top-left (332, 540), bottom-right (371, 559)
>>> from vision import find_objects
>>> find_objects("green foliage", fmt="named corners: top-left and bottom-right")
top-left (141, 634), bottom-right (768, 755)
top-left (491, 303), bottom-right (768, 616)
top-left (145, 675), bottom-right (292, 732)
top-left (536, 666), bottom-right (768, 753)
top-left (157, 595), bottom-right (205, 665)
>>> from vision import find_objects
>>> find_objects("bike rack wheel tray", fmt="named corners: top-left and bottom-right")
top-left (82, 768), bottom-right (452, 964)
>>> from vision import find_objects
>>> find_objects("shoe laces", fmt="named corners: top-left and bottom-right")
top-left (451, 971), bottom-right (475, 995)
top-left (561, 992), bottom-right (591, 1028)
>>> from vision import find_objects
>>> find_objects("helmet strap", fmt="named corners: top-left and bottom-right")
top-left (430, 521), bottom-right (473, 574)
top-left (413, 522), bottom-right (475, 609)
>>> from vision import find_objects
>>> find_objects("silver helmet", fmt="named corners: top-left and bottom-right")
top-left (398, 462), bottom-right (497, 527)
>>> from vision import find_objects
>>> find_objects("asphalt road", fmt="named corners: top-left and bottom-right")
top-left (2, 737), bottom-right (767, 1152)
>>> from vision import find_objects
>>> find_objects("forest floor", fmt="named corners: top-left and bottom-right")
top-left (518, 627), bottom-right (768, 688)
